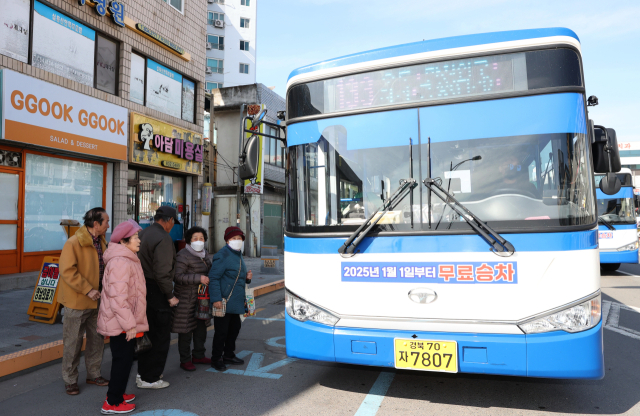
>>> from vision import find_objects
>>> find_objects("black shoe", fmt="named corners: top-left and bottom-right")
top-left (223, 356), bottom-right (244, 365)
top-left (211, 359), bottom-right (227, 371)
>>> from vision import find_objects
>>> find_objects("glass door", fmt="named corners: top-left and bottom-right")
top-left (127, 185), bottom-right (138, 221)
top-left (0, 169), bottom-right (22, 274)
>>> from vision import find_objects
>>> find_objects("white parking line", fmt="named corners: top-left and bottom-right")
top-left (354, 371), bottom-right (395, 416)
top-left (602, 300), bottom-right (640, 341)
top-left (614, 270), bottom-right (640, 278)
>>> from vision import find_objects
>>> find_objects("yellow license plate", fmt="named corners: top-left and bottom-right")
top-left (394, 339), bottom-right (458, 373)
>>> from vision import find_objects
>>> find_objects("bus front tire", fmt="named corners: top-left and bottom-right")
top-left (601, 263), bottom-right (621, 272)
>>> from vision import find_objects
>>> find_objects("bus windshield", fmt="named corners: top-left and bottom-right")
top-left (597, 196), bottom-right (635, 225)
top-left (288, 131), bottom-right (595, 233)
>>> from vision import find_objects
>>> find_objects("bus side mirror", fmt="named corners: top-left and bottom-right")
top-left (592, 126), bottom-right (621, 174)
top-left (238, 135), bottom-right (260, 180)
top-left (600, 172), bottom-right (621, 195)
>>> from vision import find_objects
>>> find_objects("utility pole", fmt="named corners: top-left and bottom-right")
top-left (236, 104), bottom-right (245, 227)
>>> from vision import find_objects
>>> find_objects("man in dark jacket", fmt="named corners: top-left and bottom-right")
top-left (137, 206), bottom-right (180, 389)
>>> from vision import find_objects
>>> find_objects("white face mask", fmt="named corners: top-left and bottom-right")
top-left (228, 240), bottom-right (243, 251)
top-left (191, 241), bottom-right (205, 252)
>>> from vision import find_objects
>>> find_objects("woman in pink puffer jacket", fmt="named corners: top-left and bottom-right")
top-left (97, 219), bottom-right (148, 415)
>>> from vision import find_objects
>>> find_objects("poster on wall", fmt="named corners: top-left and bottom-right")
top-left (31, 1), bottom-right (95, 87)
top-left (130, 53), bottom-right (146, 105)
top-left (244, 104), bottom-right (265, 194)
top-left (129, 112), bottom-right (203, 175)
top-left (0, 0), bottom-right (30, 63)
top-left (146, 59), bottom-right (182, 119)
top-left (182, 78), bottom-right (195, 123)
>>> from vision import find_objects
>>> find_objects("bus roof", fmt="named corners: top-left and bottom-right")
top-left (287, 27), bottom-right (580, 83)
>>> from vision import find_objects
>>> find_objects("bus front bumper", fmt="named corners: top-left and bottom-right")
top-left (599, 249), bottom-right (638, 264)
top-left (285, 315), bottom-right (604, 379)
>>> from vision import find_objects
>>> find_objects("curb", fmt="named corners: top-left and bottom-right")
top-left (0, 279), bottom-right (285, 379)
top-left (0, 272), bottom-right (39, 292)
top-left (252, 279), bottom-right (284, 297)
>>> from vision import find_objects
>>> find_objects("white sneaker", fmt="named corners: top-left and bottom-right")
top-left (137, 379), bottom-right (170, 389)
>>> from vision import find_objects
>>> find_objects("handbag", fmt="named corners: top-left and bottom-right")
top-left (134, 333), bottom-right (152, 354)
top-left (211, 255), bottom-right (242, 318)
top-left (195, 257), bottom-right (212, 320)
top-left (195, 283), bottom-right (211, 320)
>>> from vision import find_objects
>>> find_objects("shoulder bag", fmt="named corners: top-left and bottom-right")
top-left (211, 255), bottom-right (242, 318)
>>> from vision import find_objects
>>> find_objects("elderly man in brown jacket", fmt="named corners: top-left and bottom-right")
top-left (59, 207), bottom-right (110, 395)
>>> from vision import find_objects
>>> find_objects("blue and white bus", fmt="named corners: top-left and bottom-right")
top-left (597, 168), bottom-right (639, 271)
top-left (283, 28), bottom-right (610, 379)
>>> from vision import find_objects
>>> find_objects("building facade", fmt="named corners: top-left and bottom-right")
top-left (205, 0), bottom-right (257, 90)
top-left (0, 0), bottom-right (206, 275)
top-left (208, 84), bottom-right (285, 257)
top-left (618, 141), bottom-right (640, 191)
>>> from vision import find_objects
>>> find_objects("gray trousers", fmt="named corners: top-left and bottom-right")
top-left (61, 306), bottom-right (104, 385)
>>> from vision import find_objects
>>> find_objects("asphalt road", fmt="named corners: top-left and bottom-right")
top-left (2, 266), bottom-right (640, 416)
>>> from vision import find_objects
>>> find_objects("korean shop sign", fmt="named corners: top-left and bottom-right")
top-left (135, 23), bottom-right (185, 55)
top-left (129, 112), bottom-right (203, 175)
top-left (0, 69), bottom-right (128, 160)
top-left (78, 0), bottom-right (126, 27)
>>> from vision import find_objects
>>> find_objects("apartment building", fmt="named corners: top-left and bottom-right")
top-left (0, 0), bottom-right (206, 275)
top-left (205, 0), bottom-right (257, 90)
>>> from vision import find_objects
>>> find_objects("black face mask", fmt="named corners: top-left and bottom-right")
top-left (505, 169), bottom-right (518, 180)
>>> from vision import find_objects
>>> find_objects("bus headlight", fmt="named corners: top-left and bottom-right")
top-left (285, 290), bottom-right (339, 326)
top-left (519, 295), bottom-right (601, 334)
top-left (617, 241), bottom-right (639, 251)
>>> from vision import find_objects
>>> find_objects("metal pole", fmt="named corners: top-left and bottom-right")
top-left (207, 100), bottom-right (215, 253)
top-left (236, 104), bottom-right (245, 226)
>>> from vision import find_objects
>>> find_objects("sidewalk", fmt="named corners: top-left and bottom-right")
top-left (0, 254), bottom-right (284, 377)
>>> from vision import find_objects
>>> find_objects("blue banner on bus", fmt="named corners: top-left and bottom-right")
top-left (341, 262), bottom-right (517, 284)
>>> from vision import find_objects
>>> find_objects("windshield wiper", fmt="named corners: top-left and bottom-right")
top-left (423, 178), bottom-right (515, 255)
top-left (338, 179), bottom-right (418, 255)
top-left (598, 216), bottom-right (616, 230)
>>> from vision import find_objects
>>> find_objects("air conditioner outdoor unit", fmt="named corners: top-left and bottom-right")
top-left (206, 43), bottom-right (212, 50)
top-left (214, 20), bottom-right (224, 28)
top-left (205, 68), bottom-right (213, 75)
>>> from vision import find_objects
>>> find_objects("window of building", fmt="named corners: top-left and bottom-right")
top-left (206, 82), bottom-right (222, 90)
top-left (27, 2), bottom-right (119, 94)
top-left (239, 63), bottom-right (249, 74)
top-left (241, 0), bottom-right (250, 5)
top-left (162, 0), bottom-right (183, 13)
top-left (129, 52), bottom-right (197, 123)
top-left (208, 58), bottom-right (223, 73)
top-left (208, 12), bottom-right (224, 25)
top-left (0, 0), bottom-right (31, 63)
top-left (240, 40), bottom-right (250, 51)
top-left (96, 35), bottom-right (118, 95)
top-left (264, 127), bottom-right (284, 168)
top-left (24, 153), bottom-right (104, 253)
top-left (240, 18), bottom-right (250, 28)
top-left (207, 35), bottom-right (224, 50)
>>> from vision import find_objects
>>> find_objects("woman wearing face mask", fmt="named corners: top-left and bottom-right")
top-left (208, 226), bottom-right (253, 371)
top-left (171, 226), bottom-right (213, 371)
top-left (97, 220), bottom-right (147, 415)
